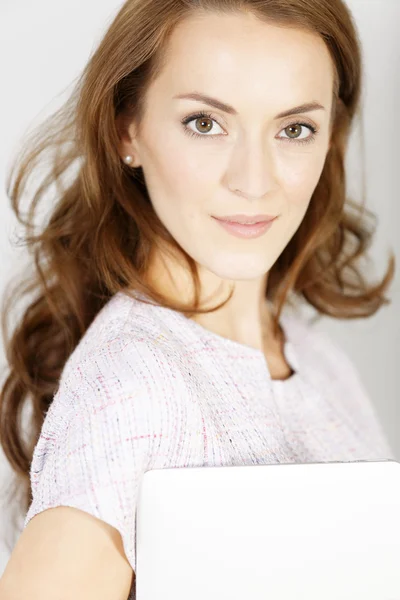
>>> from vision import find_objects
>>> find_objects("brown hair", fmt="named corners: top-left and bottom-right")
top-left (0, 0), bottom-right (394, 542)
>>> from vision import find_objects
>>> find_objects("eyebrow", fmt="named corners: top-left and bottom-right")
top-left (173, 92), bottom-right (325, 119)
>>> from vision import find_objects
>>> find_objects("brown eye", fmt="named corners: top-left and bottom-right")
top-left (182, 112), bottom-right (225, 138)
top-left (285, 124), bottom-right (302, 139)
top-left (195, 117), bottom-right (213, 134)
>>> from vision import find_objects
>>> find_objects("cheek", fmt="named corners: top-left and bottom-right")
top-left (139, 144), bottom-right (213, 235)
top-left (153, 158), bottom-right (219, 230)
top-left (280, 154), bottom-right (326, 209)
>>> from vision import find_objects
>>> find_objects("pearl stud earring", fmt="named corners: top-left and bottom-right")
top-left (124, 155), bottom-right (133, 165)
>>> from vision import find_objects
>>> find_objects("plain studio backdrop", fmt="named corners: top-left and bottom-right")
top-left (0, 0), bottom-right (399, 577)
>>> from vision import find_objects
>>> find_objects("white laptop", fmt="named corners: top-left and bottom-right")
top-left (135, 459), bottom-right (400, 600)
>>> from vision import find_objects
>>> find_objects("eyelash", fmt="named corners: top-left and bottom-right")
top-left (181, 110), bottom-right (318, 146)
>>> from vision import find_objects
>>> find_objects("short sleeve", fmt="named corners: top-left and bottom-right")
top-left (23, 341), bottom-right (156, 578)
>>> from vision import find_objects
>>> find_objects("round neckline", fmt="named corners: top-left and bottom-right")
top-left (175, 308), bottom-right (301, 386)
top-left (123, 290), bottom-right (301, 386)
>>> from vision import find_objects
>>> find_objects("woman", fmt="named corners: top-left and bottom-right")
top-left (0, 0), bottom-right (395, 598)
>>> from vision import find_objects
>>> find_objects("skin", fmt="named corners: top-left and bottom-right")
top-left (120, 9), bottom-right (335, 365)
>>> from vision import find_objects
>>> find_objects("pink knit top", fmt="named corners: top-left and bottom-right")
top-left (23, 290), bottom-right (394, 599)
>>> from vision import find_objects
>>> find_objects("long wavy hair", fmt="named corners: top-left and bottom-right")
top-left (0, 0), bottom-right (395, 543)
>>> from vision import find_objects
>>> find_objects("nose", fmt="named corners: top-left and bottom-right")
top-left (226, 135), bottom-right (277, 200)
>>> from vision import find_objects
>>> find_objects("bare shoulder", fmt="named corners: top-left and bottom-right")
top-left (0, 506), bottom-right (134, 600)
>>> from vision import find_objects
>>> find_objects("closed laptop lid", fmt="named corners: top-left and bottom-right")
top-left (135, 460), bottom-right (400, 600)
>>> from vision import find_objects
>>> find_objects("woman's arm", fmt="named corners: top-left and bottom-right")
top-left (0, 505), bottom-right (134, 600)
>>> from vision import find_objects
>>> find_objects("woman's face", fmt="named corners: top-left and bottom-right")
top-left (121, 10), bottom-right (335, 282)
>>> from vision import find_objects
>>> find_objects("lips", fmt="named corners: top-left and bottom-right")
top-left (213, 215), bottom-right (277, 225)
top-left (212, 216), bottom-right (277, 239)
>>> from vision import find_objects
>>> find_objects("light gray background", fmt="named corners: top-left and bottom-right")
top-left (0, 0), bottom-right (399, 576)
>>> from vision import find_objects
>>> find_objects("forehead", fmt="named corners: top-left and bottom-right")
top-left (157, 11), bottom-right (335, 113)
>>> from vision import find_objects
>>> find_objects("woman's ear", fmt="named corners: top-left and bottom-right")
top-left (116, 114), bottom-right (142, 167)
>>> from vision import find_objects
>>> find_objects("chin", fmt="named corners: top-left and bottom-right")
top-left (202, 253), bottom-right (273, 281)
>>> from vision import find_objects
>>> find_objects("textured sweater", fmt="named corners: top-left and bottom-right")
top-left (23, 290), bottom-right (394, 599)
